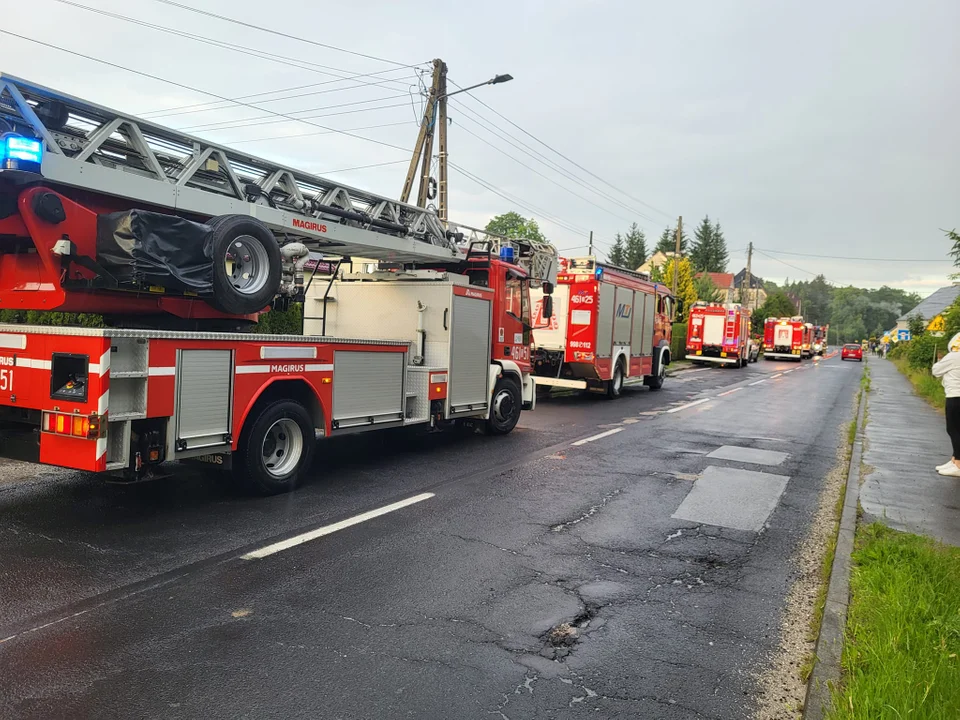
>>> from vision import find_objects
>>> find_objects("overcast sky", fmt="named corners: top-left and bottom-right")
top-left (3, 0), bottom-right (957, 295)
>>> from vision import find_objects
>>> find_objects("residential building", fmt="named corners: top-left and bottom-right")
top-left (895, 285), bottom-right (960, 333)
top-left (637, 251), bottom-right (678, 275)
top-left (733, 268), bottom-right (768, 310)
top-left (694, 271), bottom-right (735, 303)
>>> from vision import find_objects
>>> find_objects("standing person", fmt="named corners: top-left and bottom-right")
top-left (933, 332), bottom-right (960, 476)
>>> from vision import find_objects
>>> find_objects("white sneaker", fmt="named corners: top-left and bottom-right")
top-left (936, 460), bottom-right (955, 472)
top-left (938, 464), bottom-right (960, 477)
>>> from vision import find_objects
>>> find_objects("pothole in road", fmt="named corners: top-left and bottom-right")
top-left (541, 604), bottom-right (600, 660)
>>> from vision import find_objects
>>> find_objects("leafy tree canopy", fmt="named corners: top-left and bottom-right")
top-left (485, 211), bottom-right (546, 243)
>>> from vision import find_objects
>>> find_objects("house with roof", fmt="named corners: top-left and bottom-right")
top-left (694, 271), bottom-right (735, 303)
top-left (733, 268), bottom-right (767, 309)
top-left (895, 285), bottom-right (960, 334)
top-left (637, 250), bottom-right (678, 276)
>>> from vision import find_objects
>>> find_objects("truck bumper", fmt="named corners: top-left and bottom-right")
top-left (533, 376), bottom-right (588, 390)
top-left (691, 355), bottom-right (739, 365)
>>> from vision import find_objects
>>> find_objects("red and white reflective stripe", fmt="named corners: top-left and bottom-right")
top-left (88, 349), bottom-right (111, 377)
top-left (14, 357), bottom-right (51, 369)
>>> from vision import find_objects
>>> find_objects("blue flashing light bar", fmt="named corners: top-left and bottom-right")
top-left (499, 246), bottom-right (515, 263)
top-left (0, 134), bottom-right (43, 171)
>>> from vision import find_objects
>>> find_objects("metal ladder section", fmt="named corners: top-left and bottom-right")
top-left (0, 74), bottom-right (457, 264)
top-left (445, 221), bottom-right (558, 286)
top-left (104, 336), bottom-right (149, 471)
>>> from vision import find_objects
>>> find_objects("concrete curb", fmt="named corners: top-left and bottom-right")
top-left (802, 370), bottom-right (867, 719)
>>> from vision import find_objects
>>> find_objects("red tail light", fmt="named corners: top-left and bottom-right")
top-left (42, 411), bottom-right (104, 439)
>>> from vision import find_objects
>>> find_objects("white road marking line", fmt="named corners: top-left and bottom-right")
top-left (571, 428), bottom-right (623, 446)
top-left (666, 398), bottom-right (710, 414)
top-left (241, 493), bottom-right (435, 560)
top-left (749, 379), bottom-right (766, 386)
top-left (717, 387), bottom-right (743, 397)
top-left (771, 373), bottom-right (783, 378)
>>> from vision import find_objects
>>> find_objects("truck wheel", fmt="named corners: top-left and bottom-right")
top-left (486, 377), bottom-right (521, 435)
top-left (235, 399), bottom-right (315, 495)
top-left (209, 214), bottom-right (282, 315)
top-left (644, 361), bottom-right (665, 391)
top-left (606, 362), bottom-right (625, 399)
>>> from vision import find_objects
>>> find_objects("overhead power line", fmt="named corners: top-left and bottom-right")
top-left (319, 159), bottom-right (410, 174)
top-left (179, 96), bottom-right (411, 133)
top-left (756, 247), bottom-right (948, 263)
top-left (0, 30), bottom-right (411, 155)
top-left (225, 120), bottom-right (412, 146)
top-left (145, 0), bottom-right (413, 68)
top-left (754, 248), bottom-right (838, 285)
top-left (449, 163), bottom-right (590, 237)
top-left (48, 1), bottom-right (425, 113)
top-left (448, 79), bottom-right (675, 223)
top-left (449, 98), bottom-right (664, 228)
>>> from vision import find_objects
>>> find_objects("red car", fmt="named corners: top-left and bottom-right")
top-left (841, 343), bottom-right (863, 362)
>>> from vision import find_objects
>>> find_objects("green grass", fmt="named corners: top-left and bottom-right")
top-left (892, 357), bottom-right (945, 411)
top-left (828, 523), bottom-right (960, 719)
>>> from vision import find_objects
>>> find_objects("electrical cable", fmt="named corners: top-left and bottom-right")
top-left (318, 159), bottom-right (410, 174)
top-left (449, 98), bottom-right (664, 228)
top-left (145, 0), bottom-right (413, 68)
top-left (755, 247), bottom-right (947, 263)
top-left (448, 79), bottom-right (676, 223)
top-left (179, 96), bottom-right (412, 133)
top-left (225, 120), bottom-right (412, 145)
top-left (754, 248), bottom-right (837, 285)
top-left (0, 29), bottom-right (412, 155)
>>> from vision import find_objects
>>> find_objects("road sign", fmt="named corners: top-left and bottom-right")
top-left (897, 329), bottom-right (911, 342)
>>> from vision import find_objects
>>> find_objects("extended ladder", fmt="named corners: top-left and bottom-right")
top-left (0, 74), bottom-right (456, 264)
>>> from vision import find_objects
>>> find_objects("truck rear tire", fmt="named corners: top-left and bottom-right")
top-left (606, 362), bottom-right (624, 399)
top-left (235, 399), bottom-right (315, 495)
top-left (209, 214), bottom-right (282, 316)
top-left (644, 361), bottom-right (665, 391)
top-left (486, 377), bottom-right (521, 435)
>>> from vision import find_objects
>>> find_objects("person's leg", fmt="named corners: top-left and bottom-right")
top-left (947, 398), bottom-right (960, 468)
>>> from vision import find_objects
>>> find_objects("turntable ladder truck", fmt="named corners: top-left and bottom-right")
top-left (0, 74), bottom-right (558, 494)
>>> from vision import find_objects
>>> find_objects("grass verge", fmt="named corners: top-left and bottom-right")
top-left (892, 357), bottom-right (945, 411)
top-left (827, 523), bottom-right (960, 719)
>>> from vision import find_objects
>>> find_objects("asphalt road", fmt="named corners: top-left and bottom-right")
top-left (0, 353), bottom-right (860, 719)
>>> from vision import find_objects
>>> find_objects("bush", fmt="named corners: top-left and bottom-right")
top-left (887, 342), bottom-right (907, 360)
top-left (905, 333), bottom-right (943, 369)
top-left (670, 321), bottom-right (687, 360)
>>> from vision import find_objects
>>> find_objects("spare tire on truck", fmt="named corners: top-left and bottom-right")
top-left (208, 214), bottom-right (282, 316)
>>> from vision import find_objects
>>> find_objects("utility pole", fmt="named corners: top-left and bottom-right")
top-left (588, 230), bottom-right (594, 257)
top-left (744, 241), bottom-right (753, 309)
top-left (400, 59), bottom-right (443, 207)
top-left (672, 216), bottom-right (682, 296)
top-left (436, 65), bottom-right (449, 221)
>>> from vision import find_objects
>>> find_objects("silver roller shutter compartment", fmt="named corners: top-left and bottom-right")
top-left (176, 349), bottom-right (233, 450)
top-left (448, 294), bottom-right (491, 414)
top-left (332, 350), bottom-right (406, 429)
top-left (596, 282), bottom-right (615, 358)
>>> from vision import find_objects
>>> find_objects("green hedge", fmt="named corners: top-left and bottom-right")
top-left (670, 322), bottom-right (687, 360)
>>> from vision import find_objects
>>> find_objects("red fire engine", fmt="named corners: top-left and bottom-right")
top-left (812, 324), bottom-right (829, 355)
top-left (763, 316), bottom-right (805, 361)
top-left (530, 257), bottom-right (674, 398)
top-left (0, 75), bottom-right (559, 494)
top-left (685, 302), bottom-right (752, 368)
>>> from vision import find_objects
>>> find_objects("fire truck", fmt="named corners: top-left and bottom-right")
top-left (0, 74), bottom-right (558, 494)
top-left (685, 302), bottom-right (752, 368)
top-left (530, 257), bottom-right (674, 398)
top-left (813, 325), bottom-right (829, 355)
top-left (763, 316), bottom-right (805, 361)
top-left (800, 322), bottom-right (815, 358)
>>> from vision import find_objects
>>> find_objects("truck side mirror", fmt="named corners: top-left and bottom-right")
top-left (675, 298), bottom-right (684, 319)
top-left (543, 295), bottom-right (553, 320)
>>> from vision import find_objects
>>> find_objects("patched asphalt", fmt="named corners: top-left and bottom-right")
top-left (0, 355), bottom-right (860, 718)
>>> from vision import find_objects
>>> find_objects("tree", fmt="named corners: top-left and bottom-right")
top-left (485, 211), bottom-right (546, 243)
top-left (623, 223), bottom-right (648, 269)
top-left (689, 215), bottom-right (728, 273)
top-left (661, 257), bottom-right (696, 321)
top-left (947, 228), bottom-right (960, 271)
top-left (255, 304), bottom-right (303, 334)
top-left (710, 219), bottom-right (729, 273)
top-left (907, 314), bottom-right (926, 338)
top-left (654, 225), bottom-right (688, 255)
top-left (693, 274), bottom-right (723, 304)
top-left (689, 216), bottom-right (714, 272)
top-left (752, 291), bottom-right (797, 333)
top-left (608, 233), bottom-right (627, 266)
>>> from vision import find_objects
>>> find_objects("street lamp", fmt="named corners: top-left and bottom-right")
top-left (441, 73), bottom-right (514, 99)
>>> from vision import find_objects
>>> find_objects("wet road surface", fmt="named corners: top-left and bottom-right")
top-left (0, 354), bottom-right (860, 718)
